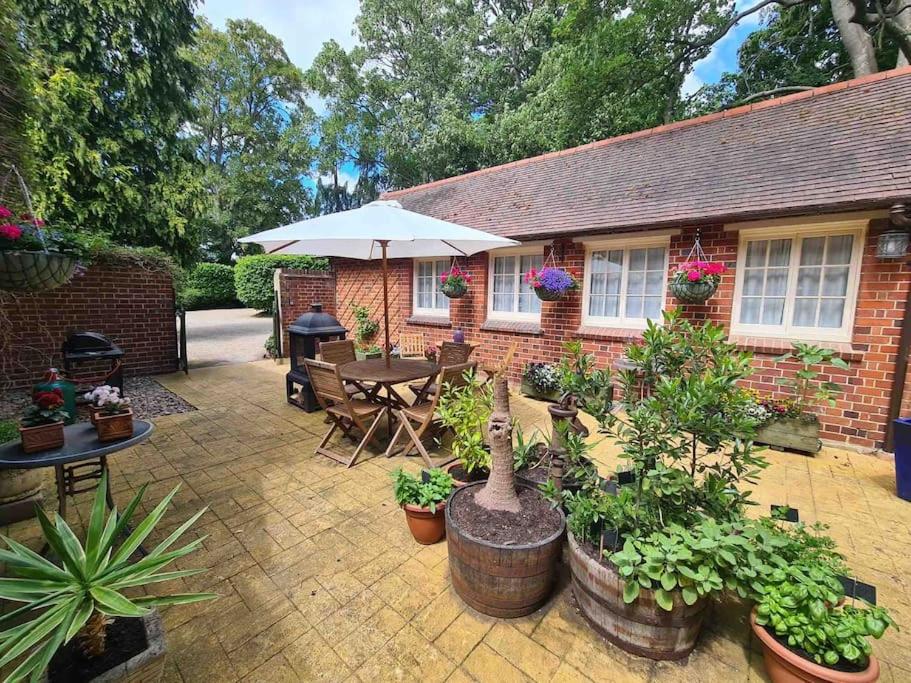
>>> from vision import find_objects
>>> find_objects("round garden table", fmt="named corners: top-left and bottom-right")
top-left (340, 358), bottom-right (438, 434)
top-left (0, 420), bottom-right (153, 535)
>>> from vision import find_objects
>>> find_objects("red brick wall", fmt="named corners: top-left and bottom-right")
top-left (276, 269), bottom-right (338, 354)
top-left (333, 217), bottom-right (911, 451)
top-left (1, 263), bottom-right (177, 388)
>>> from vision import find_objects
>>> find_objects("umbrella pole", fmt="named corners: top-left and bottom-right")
top-left (380, 240), bottom-right (391, 368)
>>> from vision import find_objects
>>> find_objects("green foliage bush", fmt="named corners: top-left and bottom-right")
top-left (234, 254), bottom-right (328, 312)
top-left (180, 262), bottom-right (237, 310)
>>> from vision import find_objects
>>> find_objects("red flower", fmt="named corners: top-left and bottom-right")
top-left (19, 213), bottom-right (45, 226)
top-left (33, 389), bottom-right (64, 410)
top-left (0, 223), bottom-right (22, 240)
top-left (0, 205), bottom-right (11, 219)
top-left (687, 270), bottom-right (701, 282)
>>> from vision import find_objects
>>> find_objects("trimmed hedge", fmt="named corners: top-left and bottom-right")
top-left (234, 254), bottom-right (328, 312)
top-left (180, 262), bottom-right (237, 310)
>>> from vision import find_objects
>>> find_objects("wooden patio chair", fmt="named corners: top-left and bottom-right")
top-left (318, 339), bottom-right (372, 398)
top-left (386, 361), bottom-right (476, 468)
top-left (304, 358), bottom-right (387, 468)
top-left (480, 340), bottom-right (519, 383)
top-left (398, 332), bottom-right (425, 359)
top-left (408, 341), bottom-right (475, 401)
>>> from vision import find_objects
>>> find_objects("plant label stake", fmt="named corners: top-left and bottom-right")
top-left (617, 470), bottom-right (636, 486)
top-left (599, 477), bottom-right (619, 496)
top-left (421, 469), bottom-right (432, 484)
top-left (770, 504), bottom-right (799, 522)
top-left (838, 576), bottom-right (877, 605)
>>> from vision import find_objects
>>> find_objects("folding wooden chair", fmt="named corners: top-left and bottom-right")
top-left (398, 332), bottom-right (425, 359)
top-left (318, 339), bottom-right (372, 398)
top-left (408, 341), bottom-right (475, 401)
top-left (304, 358), bottom-right (387, 468)
top-left (480, 340), bottom-right (518, 383)
top-left (387, 362), bottom-right (476, 468)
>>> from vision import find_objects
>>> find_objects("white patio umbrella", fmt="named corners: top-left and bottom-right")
top-left (239, 200), bottom-right (519, 366)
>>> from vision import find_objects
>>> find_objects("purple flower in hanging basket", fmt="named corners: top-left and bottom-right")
top-left (525, 266), bottom-right (579, 294)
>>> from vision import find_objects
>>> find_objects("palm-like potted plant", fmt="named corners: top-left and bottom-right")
top-left (19, 389), bottom-right (69, 453)
top-left (85, 385), bottom-right (134, 442)
top-left (439, 265), bottom-right (472, 298)
top-left (0, 473), bottom-right (215, 682)
top-left (392, 468), bottom-right (455, 544)
top-left (437, 369), bottom-right (492, 485)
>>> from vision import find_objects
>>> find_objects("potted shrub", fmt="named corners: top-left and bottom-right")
top-left (0, 473), bottom-right (215, 682)
top-left (439, 265), bottom-right (472, 299)
top-left (524, 266), bottom-right (579, 301)
top-left (86, 385), bottom-right (133, 442)
top-left (19, 389), bottom-right (69, 453)
top-left (520, 362), bottom-right (562, 402)
top-left (392, 468), bottom-right (455, 544)
top-left (668, 259), bottom-right (726, 304)
top-left (0, 201), bottom-right (80, 292)
top-left (351, 303), bottom-right (380, 355)
top-left (437, 369), bottom-right (493, 485)
top-left (445, 375), bottom-right (566, 617)
top-left (751, 342), bottom-right (849, 454)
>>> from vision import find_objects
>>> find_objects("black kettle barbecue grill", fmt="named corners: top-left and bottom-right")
top-left (62, 332), bottom-right (124, 394)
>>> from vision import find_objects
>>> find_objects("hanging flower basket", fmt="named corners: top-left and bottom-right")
top-left (439, 264), bottom-right (471, 299)
top-left (526, 266), bottom-right (579, 302)
top-left (0, 250), bottom-right (77, 291)
top-left (669, 260), bottom-right (726, 305)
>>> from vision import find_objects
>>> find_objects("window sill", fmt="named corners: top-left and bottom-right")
top-left (729, 335), bottom-right (865, 362)
top-left (575, 326), bottom-right (645, 343)
top-left (405, 315), bottom-right (451, 328)
top-left (480, 319), bottom-right (543, 335)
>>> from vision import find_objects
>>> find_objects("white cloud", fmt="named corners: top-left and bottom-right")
top-left (317, 168), bottom-right (360, 188)
top-left (681, 71), bottom-right (704, 96)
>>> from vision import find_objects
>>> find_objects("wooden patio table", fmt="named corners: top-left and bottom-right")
top-left (339, 358), bottom-right (438, 437)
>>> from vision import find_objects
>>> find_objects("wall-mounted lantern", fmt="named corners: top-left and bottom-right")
top-left (878, 204), bottom-right (911, 259)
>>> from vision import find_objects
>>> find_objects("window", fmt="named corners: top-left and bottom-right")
top-left (731, 224), bottom-right (864, 342)
top-left (413, 258), bottom-right (450, 316)
top-left (487, 248), bottom-right (544, 320)
top-left (582, 237), bottom-right (669, 328)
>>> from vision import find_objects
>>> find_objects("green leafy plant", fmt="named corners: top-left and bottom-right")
top-left (351, 303), bottom-right (380, 348)
top-left (21, 390), bottom-right (69, 427)
top-left (437, 369), bottom-right (493, 473)
top-left (558, 341), bottom-right (613, 429)
top-left (234, 254), bottom-right (328, 312)
top-left (523, 362), bottom-right (560, 394)
top-left (0, 419), bottom-right (17, 443)
top-left (180, 262), bottom-right (237, 310)
top-left (512, 424), bottom-right (546, 471)
top-left (264, 333), bottom-right (280, 359)
top-left (773, 342), bottom-right (849, 418)
top-left (392, 468), bottom-right (454, 513)
top-left (0, 473), bottom-right (215, 681)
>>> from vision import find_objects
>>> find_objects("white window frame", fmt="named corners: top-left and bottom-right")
top-left (730, 221), bottom-right (866, 343)
top-left (580, 234), bottom-right (671, 329)
top-left (412, 257), bottom-right (451, 318)
top-left (486, 246), bottom-right (545, 322)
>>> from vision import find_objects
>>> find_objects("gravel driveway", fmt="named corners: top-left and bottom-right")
top-left (185, 308), bottom-right (273, 368)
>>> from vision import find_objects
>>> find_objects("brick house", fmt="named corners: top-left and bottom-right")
top-left (332, 67), bottom-right (911, 452)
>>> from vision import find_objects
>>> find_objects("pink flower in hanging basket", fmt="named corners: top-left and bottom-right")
top-left (0, 223), bottom-right (22, 240)
top-left (673, 259), bottom-right (727, 285)
top-left (687, 270), bottom-right (701, 282)
top-left (0, 205), bottom-right (12, 219)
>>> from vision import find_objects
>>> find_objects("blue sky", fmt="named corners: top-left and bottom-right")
top-left (199, 0), bottom-right (765, 185)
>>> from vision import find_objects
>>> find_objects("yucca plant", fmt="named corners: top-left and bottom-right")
top-left (0, 473), bottom-right (216, 682)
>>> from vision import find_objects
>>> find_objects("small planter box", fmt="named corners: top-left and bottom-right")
top-left (520, 379), bottom-right (561, 403)
top-left (95, 410), bottom-right (134, 443)
top-left (355, 350), bottom-right (383, 360)
top-left (19, 421), bottom-right (65, 453)
top-left (754, 417), bottom-right (821, 455)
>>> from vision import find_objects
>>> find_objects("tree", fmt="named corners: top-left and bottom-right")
top-left (0, 0), bottom-right (26, 173)
top-left (18, 0), bottom-right (205, 263)
top-left (475, 375), bottom-right (521, 512)
top-left (187, 19), bottom-right (316, 263)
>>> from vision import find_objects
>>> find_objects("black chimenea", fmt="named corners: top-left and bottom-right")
top-left (286, 303), bottom-right (347, 412)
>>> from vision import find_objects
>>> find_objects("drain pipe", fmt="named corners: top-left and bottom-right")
top-left (885, 204), bottom-right (911, 451)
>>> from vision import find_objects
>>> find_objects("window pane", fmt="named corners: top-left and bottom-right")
top-left (740, 298), bottom-right (761, 324)
top-left (745, 241), bottom-right (767, 267)
top-left (796, 267), bottom-right (821, 296)
top-left (646, 247), bottom-right (665, 270)
top-left (627, 271), bottom-right (644, 295)
top-left (643, 296), bottom-right (662, 319)
top-left (768, 239), bottom-right (792, 266)
top-left (494, 255), bottom-right (515, 275)
top-left (629, 248), bottom-right (647, 271)
top-left (417, 292), bottom-right (432, 309)
top-left (518, 254), bottom-right (542, 314)
top-left (826, 235), bottom-right (853, 265)
top-left (819, 299), bottom-right (845, 328)
top-left (743, 270), bottom-right (763, 296)
top-left (793, 298), bottom-right (817, 327)
top-left (645, 271), bottom-right (663, 295)
top-left (822, 266), bottom-right (849, 296)
top-left (762, 298), bottom-right (785, 325)
top-left (765, 268), bottom-right (789, 296)
top-left (800, 237), bottom-right (825, 266)
top-left (625, 296), bottom-right (643, 319)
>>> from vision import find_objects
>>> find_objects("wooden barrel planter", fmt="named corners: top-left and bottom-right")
top-left (568, 531), bottom-right (708, 660)
top-left (445, 482), bottom-right (565, 618)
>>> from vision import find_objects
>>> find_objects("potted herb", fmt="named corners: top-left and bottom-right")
top-left (351, 303), bottom-right (380, 355)
top-left (751, 342), bottom-right (849, 454)
top-left (87, 385), bottom-right (133, 442)
top-left (0, 199), bottom-right (80, 291)
top-left (0, 473), bottom-right (215, 682)
top-left (437, 369), bottom-right (493, 485)
top-left (392, 468), bottom-right (455, 544)
top-left (445, 375), bottom-right (566, 617)
top-left (19, 389), bottom-right (69, 453)
top-left (520, 362), bottom-right (562, 402)
top-left (668, 259), bottom-right (726, 304)
top-left (439, 264), bottom-right (472, 298)
top-left (524, 266), bottom-right (579, 301)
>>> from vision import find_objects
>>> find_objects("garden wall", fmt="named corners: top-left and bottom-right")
top-left (275, 269), bottom-right (338, 354)
top-left (1, 262), bottom-right (177, 388)
top-left (333, 217), bottom-right (911, 451)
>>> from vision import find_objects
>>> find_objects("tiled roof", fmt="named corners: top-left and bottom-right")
top-left (384, 67), bottom-right (911, 239)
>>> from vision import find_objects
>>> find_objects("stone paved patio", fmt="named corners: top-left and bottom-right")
top-left (4, 360), bottom-right (910, 682)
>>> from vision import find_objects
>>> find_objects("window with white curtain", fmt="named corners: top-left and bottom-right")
top-left (732, 225), bottom-right (864, 342)
top-left (582, 237), bottom-right (669, 328)
top-left (413, 258), bottom-right (450, 316)
top-left (487, 248), bottom-right (543, 320)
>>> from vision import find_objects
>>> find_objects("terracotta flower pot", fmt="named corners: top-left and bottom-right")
top-left (750, 609), bottom-right (880, 683)
top-left (95, 409), bottom-right (134, 443)
top-left (402, 502), bottom-right (447, 544)
top-left (445, 461), bottom-right (489, 488)
top-left (19, 421), bottom-right (64, 454)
